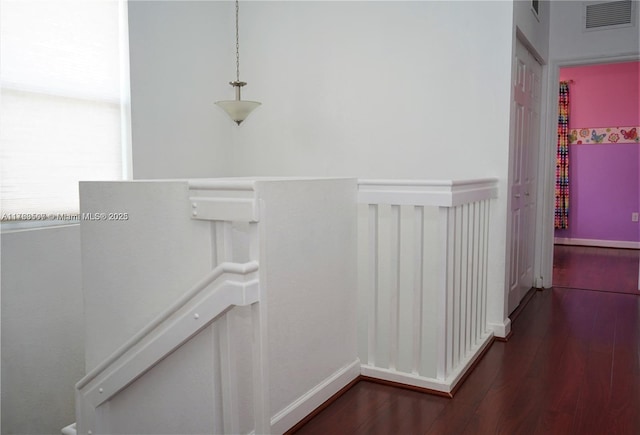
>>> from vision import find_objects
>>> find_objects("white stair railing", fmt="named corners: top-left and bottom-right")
top-left (358, 179), bottom-right (498, 394)
top-left (75, 261), bottom-right (260, 434)
top-left (74, 179), bottom-right (269, 435)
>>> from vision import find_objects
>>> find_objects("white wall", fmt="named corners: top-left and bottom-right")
top-left (257, 179), bottom-right (358, 428)
top-left (80, 181), bottom-right (214, 370)
top-left (231, 1), bottom-right (515, 333)
top-left (232, 1), bottom-right (513, 180)
top-left (127, 0), bottom-right (234, 179)
top-left (514, 0), bottom-right (550, 63)
top-left (1, 225), bottom-right (84, 435)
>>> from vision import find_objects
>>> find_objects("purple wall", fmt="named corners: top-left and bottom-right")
top-left (556, 62), bottom-right (640, 243)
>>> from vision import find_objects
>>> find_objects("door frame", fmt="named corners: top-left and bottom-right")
top-left (535, 52), bottom-right (640, 290)
top-left (507, 34), bottom-right (545, 313)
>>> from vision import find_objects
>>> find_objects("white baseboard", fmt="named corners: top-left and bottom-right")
top-left (554, 237), bottom-right (640, 250)
top-left (361, 333), bottom-right (494, 395)
top-left (270, 359), bottom-right (360, 434)
top-left (361, 366), bottom-right (449, 392)
top-left (488, 318), bottom-right (511, 338)
top-left (444, 333), bottom-right (495, 391)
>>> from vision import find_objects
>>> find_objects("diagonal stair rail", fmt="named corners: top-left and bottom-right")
top-left (75, 261), bottom-right (260, 434)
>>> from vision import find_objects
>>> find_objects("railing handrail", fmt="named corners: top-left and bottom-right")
top-left (188, 179), bottom-right (257, 191)
top-left (358, 178), bottom-right (498, 187)
top-left (357, 178), bottom-right (498, 207)
top-left (76, 261), bottom-right (259, 391)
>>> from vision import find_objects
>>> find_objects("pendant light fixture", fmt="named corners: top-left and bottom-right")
top-left (215, 0), bottom-right (260, 125)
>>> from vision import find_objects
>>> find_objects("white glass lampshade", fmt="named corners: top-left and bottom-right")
top-left (215, 100), bottom-right (261, 125)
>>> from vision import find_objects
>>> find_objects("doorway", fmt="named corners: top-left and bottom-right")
top-left (538, 54), bottom-right (640, 294)
top-left (548, 60), bottom-right (640, 294)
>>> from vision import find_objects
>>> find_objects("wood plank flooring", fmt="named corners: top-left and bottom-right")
top-left (293, 247), bottom-right (640, 434)
top-left (553, 245), bottom-right (639, 294)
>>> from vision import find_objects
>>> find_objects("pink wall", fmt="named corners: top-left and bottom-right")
top-left (556, 61), bottom-right (640, 243)
top-left (565, 62), bottom-right (639, 126)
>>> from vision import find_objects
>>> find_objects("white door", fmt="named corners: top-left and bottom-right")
top-left (508, 38), bottom-right (542, 313)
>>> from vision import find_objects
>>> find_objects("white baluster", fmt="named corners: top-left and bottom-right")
top-left (210, 325), bottom-right (224, 434)
top-left (252, 302), bottom-right (270, 435)
top-left (367, 204), bottom-right (379, 366)
top-left (389, 205), bottom-right (401, 370)
top-left (466, 203), bottom-right (473, 352)
top-left (453, 205), bottom-right (463, 369)
top-left (471, 201), bottom-right (479, 345)
top-left (461, 203), bottom-right (469, 357)
top-left (482, 199), bottom-right (490, 334)
top-left (412, 206), bottom-right (424, 375)
top-left (220, 314), bottom-right (240, 434)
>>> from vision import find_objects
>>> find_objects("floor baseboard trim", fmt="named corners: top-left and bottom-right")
top-left (362, 335), bottom-right (496, 399)
top-left (360, 365), bottom-right (452, 394)
top-left (360, 375), bottom-right (453, 398)
top-left (554, 238), bottom-right (640, 250)
top-left (554, 285), bottom-right (640, 296)
top-left (275, 359), bottom-right (360, 434)
top-left (285, 335), bottom-right (500, 431)
top-left (488, 318), bottom-right (511, 339)
top-left (449, 336), bottom-right (496, 396)
top-left (360, 333), bottom-right (494, 399)
top-left (494, 331), bottom-right (513, 342)
top-left (284, 375), bottom-right (360, 434)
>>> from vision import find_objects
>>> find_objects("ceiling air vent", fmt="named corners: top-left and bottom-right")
top-left (585, 1), bottom-right (634, 30)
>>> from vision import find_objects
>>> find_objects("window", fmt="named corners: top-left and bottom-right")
top-left (0, 0), bottom-right (131, 223)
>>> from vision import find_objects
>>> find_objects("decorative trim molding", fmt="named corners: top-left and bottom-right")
top-left (357, 178), bottom-right (498, 207)
top-left (271, 359), bottom-right (361, 434)
top-left (188, 179), bottom-right (259, 222)
top-left (554, 237), bottom-right (640, 250)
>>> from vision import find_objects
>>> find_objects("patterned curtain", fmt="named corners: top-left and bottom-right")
top-left (555, 81), bottom-right (570, 229)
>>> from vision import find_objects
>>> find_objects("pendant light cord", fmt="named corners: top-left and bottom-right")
top-left (235, 0), bottom-right (240, 82)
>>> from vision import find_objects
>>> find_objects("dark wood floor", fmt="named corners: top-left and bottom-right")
top-left (293, 247), bottom-right (640, 434)
top-left (553, 244), bottom-right (639, 295)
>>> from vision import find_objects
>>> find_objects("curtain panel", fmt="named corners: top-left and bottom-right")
top-left (555, 81), bottom-right (570, 229)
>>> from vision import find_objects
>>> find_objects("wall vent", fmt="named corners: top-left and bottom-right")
top-left (585, 1), bottom-right (634, 30)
